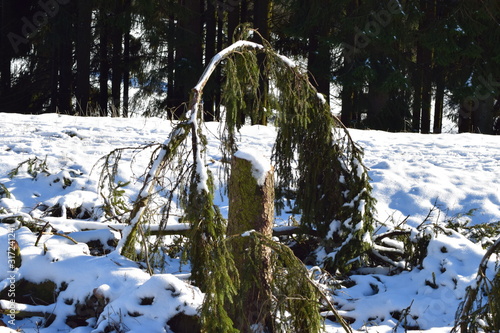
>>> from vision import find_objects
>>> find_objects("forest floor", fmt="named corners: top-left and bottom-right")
top-left (0, 113), bottom-right (499, 332)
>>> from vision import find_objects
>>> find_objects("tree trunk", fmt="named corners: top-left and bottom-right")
top-left (418, 0), bottom-right (434, 134)
top-left (227, 154), bottom-right (274, 332)
top-left (203, 0), bottom-right (216, 121)
top-left (76, 0), bottom-right (92, 115)
top-left (308, 30), bottom-right (331, 101)
top-left (253, 0), bottom-right (270, 125)
top-left (99, 8), bottom-right (109, 117)
top-left (59, 25), bottom-right (73, 114)
top-left (170, 0), bottom-right (202, 118)
top-left (49, 42), bottom-right (58, 114)
top-left (214, 12), bottom-right (224, 120)
top-left (458, 104), bottom-right (473, 133)
top-left (420, 47), bottom-right (432, 134)
top-left (166, 15), bottom-right (176, 114)
top-left (433, 69), bottom-right (444, 133)
top-left (473, 96), bottom-right (495, 134)
top-left (50, 10), bottom-right (73, 115)
top-left (111, 0), bottom-right (124, 117)
top-left (367, 80), bottom-right (390, 128)
top-left (341, 85), bottom-right (356, 127)
top-left (122, 0), bottom-right (131, 118)
top-left (0, 0), bottom-right (13, 94)
top-left (412, 44), bottom-right (423, 132)
top-left (227, 0), bottom-right (239, 43)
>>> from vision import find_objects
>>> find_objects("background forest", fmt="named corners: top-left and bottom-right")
top-left (0, 0), bottom-right (499, 133)
top-left (1, 1), bottom-right (500, 332)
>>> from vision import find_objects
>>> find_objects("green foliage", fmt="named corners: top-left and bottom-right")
top-left (101, 180), bottom-right (131, 221)
top-left (7, 157), bottom-right (82, 192)
top-left (186, 185), bottom-right (237, 330)
top-left (222, 50), bottom-right (263, 131)
top-left (371, 206), bottom-right (460, 271)
top-left (491, 272), bottom-right (500, 329)
top-left (445, 209), bottom-right (500, 249)
top-left (8, 156), bottom-right (50, 179)
top-left (179, 119), bottom-right (239, 332)
top-left (216, 35), bottom-right (377, 273)
top-left (0, 183), bottom-right (11, 199)
top-left (267, 52), bottom-right (375, 272)
top-left (229, 232), bottom-right (326, 333)
top-left (107, 39), bottom-right (372, 331)
top-left (186, 38), bottom-right (368, 329)
top-left (111, 126), bottom-right (192, 261)
top-left (454, 238), bottom-right (500, 333)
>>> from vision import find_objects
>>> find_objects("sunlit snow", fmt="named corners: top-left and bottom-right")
top-left (0, 113), bottom-right (498, 332)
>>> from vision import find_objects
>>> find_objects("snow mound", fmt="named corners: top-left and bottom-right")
top-left (0, 113), bottom-right (499, 332)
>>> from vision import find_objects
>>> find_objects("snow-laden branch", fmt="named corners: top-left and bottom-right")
top-left (188, 40), bottom-right (264, 193)
top-left (117, 125), bottom-right (191, 258)
top-left (453, 236), bottom-right (500, 332)
top-left (192, 40), bottom-right (264, 95)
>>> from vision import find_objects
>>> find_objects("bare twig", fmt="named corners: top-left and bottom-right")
top-left (453, 236), bottom-right (500, 332)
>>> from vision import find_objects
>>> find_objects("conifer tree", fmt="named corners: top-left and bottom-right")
top-left (107, 35), bottom-right (373, 332)
top-left (75, 0), bottom-right (92, 115)
top-left (98, 3), bottom-right (110, 116)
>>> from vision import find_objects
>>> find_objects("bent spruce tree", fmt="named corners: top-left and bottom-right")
top-left (112, 34), bottom-right (373, 332)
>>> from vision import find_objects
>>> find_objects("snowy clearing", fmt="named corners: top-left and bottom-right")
top-left (0, 113), bottom-right (499, 332)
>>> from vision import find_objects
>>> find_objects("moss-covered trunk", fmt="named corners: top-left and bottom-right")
top-left (227, 154), bottom-right (274, 332)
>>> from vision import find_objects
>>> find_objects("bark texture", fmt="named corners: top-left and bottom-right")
top-left (227, 154), bottom-right (274, 332)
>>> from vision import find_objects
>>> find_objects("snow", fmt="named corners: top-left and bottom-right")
top-left (234, 148), bottom-right (272, 186)
top-left (241, 230), bottom-right (256, 237)
top-left (193, 40), bottom-right (263, 93)
top-left (358, 130), bottom-right (500, 227)
top-left (0, 113), bottom-right (499, 332)
top-left (277, 54), bottom-right (297, 68)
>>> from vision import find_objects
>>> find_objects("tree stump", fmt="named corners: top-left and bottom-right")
top-left (227, 151), bottom-right (274, 332)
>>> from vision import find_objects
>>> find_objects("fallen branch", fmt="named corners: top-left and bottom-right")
top-left (0, 300), bottom-right (55, 319)
top-left (147, 225), bottom-right (303, 238)
top-left (453, 236), bottom-right (500, 332)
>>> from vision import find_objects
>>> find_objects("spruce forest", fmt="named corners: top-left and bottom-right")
top-left (0, 0), bottom-right (499, 133)
top-left (0, 1), bottom-right (500, 333)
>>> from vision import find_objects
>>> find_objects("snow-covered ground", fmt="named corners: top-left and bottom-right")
top-left (0, 113), bottom-right (498, 332)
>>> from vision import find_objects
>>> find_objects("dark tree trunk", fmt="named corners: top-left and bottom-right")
top-left (50, 9), bottom-right (73, 115)
top-left (166, 15), bottom-right (176, 114)
top-left (122, 0), bottom-right (131, 117)
top-left (458, 105), bottom-right (473, 133)
top-left (341, 85), bottom-right (354, 126)
top-left (59, 20), bottom-right (73, 114)
top-left (203, 0), bottom-right (216, 121)
top-left (412, 44), bottom-right (424, 132)
top-left (111, 0), bottom-right (124, 117)
top-left (76, 0), bottom-right (92, 115)
top-left (0, 0), bottom-right (13, 94)
top-left (227, 0), bottom-right (239, 43)
top-left (49, 43), bottom-right (59, 114)
top-left (420, 50), bottom-right (432, 134)
top-left (99, 9), bottom-right (109, 117)
top-left (473, 96), bottom-right (495, 134)
top-left (253, 0), bottom-right (270, 125)
top-left (418, 0), bottom-right (434, 133)
top-left (171, 0), bottom-right (202, 118)
top-left (433, 69), bottom-right (444, 133)
top-left (308, 29), bottom-right (331, 101)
